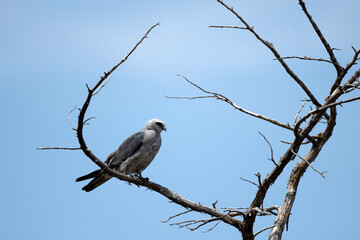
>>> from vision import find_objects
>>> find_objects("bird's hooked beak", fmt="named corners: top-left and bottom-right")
top-left (163, 126), bottom-right (167, 132)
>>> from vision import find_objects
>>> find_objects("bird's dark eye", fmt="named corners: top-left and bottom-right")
top-left (156, 122), bottom-right (163, 127)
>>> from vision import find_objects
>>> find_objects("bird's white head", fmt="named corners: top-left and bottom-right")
top-left (144, 119), bottom-right (167, 133)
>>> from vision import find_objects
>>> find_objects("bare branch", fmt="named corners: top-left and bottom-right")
top-left (249, 206), bottom-right (279, 216)
top-left (320, 95), bottom-right (360, 109)
top-left (208, 25), bottom-right (247, 30)
top-left (331, 49), bottom-right (360, 93)
top-left (294, 94), bottom-right (360, 138)
top-left (275, 56), bottom-right (332, 64)
top-left (37, 147), bottom-right (81, 150)
top-left (258, 132), bottom-right (277, 166)
top-left (164, 95), bottom-right (213, 100)
top-left (170, 74), bottom-right (294, 131)
top-left (161, 210), bottom-right (193, 223)
top-left (212, 200), bottom-right (218, 209)
top-left (203, 220), bottom-right (221, 233)
top-left (281, 139), bottom-right (311, 145)
top-left (83, 116), bottom-right (96, 125)
top-left (298, 0), bottom-right (343, 75)
top-left (189, 219), bottom-right (219, 232)
top-left (169, 217), bottom-right (222, 232)
top-left (344, 68), bottom-right (360, 89)
top-left (291, 150), bottom-right (327, 178)
top-left (222, 207), bottom-right (248, 211)
top-left (293, 98), bottom-right (307, 126)
top-left (254, 173), bottom-right (262, 189)
top-left (93, 75), bottom-right (113, 96)
top-left (216, 0), bottom-right (324, 109)
top-left (67, 105), bottom-right (77, 130)
top-left (344, 80), bottom-right (360, 93)
top-left (254, 225), bottom-right (275, 238)
top-left (240, 177), bottom-right (259, 187)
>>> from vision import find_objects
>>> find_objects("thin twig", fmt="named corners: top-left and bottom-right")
top-left (275, 56), bottom-right (332, 64)
top-left (164, 95), bottom-right (213, 100)
top-left (291, 150), bottom-right (327, 178)
top-left (169, 216), bottom-right (223, 231)
top-left (93, 75), bottom-right (113, 96)
top-left (37, 147), bottom-right (81, 150)
top-left (281, 140), bottom-right (311, 145)
top-left (169, 73), bottom-right (294, 131)
top-left (254, 173), bottom-right (262, 189)
top-left (209, 25), bottom-right (247, 30)
top-left (320, 95), bottom-right (360, 109)
top-left (293, 98), bottom-right (307, 126)
top-left (294, 95), bottom-right (360, 138)
top-left (203, 220), bottom-right (221, 233)
top-left (161, 210), bottom-right (193, 223)
top-left (212, 200), bottom-right (218, 209)
top-left (254, 225), bottom-right (275, 237)
top-left (83, 117), bottom-right (96, 125)
top-left (189, 219), bottom-right (218, 231)
top-left (221, 207), bottom-right (248, 210)
top-left (240, 177), bottom-right (259, 187)
top-left (331, 48), bottom-right (360, 93)
top-left (258, 132), bottom-right (277, 166)
top-left (67, 106), bottom-right (77, 130)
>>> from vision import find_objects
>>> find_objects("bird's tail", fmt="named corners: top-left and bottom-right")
top-left (76, 169), bottom-right (111, 192)
top-left (76, 169), bottom-right (102, 182)
top-left (81, 174), bottom-right (111, 192)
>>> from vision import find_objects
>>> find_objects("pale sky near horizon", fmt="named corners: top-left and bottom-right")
top-left (1, 0), bottom-right (359, 239)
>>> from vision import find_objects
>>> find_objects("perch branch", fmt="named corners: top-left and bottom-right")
top-left (72, 23), bottom-right (243, 231)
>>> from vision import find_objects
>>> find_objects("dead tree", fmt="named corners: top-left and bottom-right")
top-left (39, 1), bottom-right (360, 240)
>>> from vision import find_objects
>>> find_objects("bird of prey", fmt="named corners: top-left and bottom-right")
top-left (76, 119), bottom-right (166, 192)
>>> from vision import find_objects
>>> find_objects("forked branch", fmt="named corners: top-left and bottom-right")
top-left (214, 0), bottom-right (323, 109)
top-left (298, 0), bottom-right (343, 75)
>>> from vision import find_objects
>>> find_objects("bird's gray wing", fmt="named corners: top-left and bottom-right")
top-left (108, 131), bottom-right (145, 168)
top-left (105, 150), bottom-right (116, 165)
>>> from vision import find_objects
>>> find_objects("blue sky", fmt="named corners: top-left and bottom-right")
top-left (1, 0), bottom-right (359, 239)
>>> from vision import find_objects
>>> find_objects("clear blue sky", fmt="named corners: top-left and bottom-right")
top-left (1, 0), bottom-right (359, 239)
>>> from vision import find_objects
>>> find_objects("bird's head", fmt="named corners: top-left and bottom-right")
top-left (144, 119), bottom-right (167, 133)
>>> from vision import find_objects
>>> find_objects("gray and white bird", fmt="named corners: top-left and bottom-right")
top-left (76, 119), bottom-right (166, 192)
